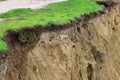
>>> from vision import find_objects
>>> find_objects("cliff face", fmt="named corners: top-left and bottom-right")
top-left (0, 2), bottom-right (120, 80)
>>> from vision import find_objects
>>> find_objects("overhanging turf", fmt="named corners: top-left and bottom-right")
top-left (0, 0), bottom-right (103, 51)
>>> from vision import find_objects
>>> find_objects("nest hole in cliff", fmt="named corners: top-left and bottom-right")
top-left (87, 63), bottom-right (93, 80)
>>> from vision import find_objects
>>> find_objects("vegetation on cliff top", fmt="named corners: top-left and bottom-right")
top-left (0, 0), bottom-right (103, 51)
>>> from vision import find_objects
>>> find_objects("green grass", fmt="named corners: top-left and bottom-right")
top-left (0, 0), bottom-right (103, 52)
top-left (0, 0), bottom-right (4, 1)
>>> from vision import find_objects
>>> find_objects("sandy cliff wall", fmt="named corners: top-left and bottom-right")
top-left (0, 1), bottom-right (120, 80)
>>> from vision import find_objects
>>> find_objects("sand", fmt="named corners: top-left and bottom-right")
top-left (0, 0), bottom-right (65, 13)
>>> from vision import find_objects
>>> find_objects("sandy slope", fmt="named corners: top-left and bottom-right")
top-left (0, 0), bottom-right (65, 13)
